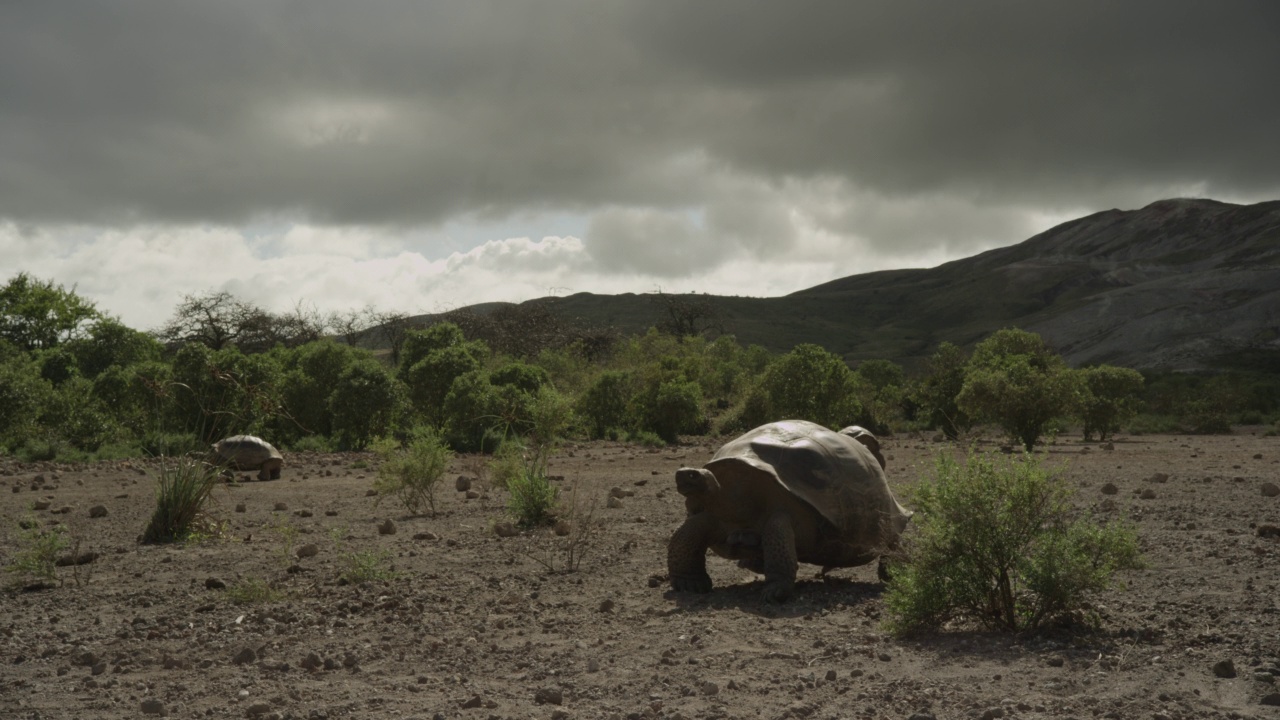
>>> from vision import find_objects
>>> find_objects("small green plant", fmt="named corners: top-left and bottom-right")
top-left (141, 457), bottom-right (223, 544)
top-left (269, 514), bottom-right (300, 565)
top-left (339, 549), bottom-right (397, 584)
top-left (226, 576), bottom-right (286, 605)
top-left (373, 429), bottom-right (453, 516)
top-left (502, 485), bottom-right (602, 573)
top-left (329, 527), bottom-right (398, 585)
top-left (506, 458), bottom-right (559, 529)
top-left (5, 517), bottom-right (69, 589)
top-left (885, 449), bottom-right (1141, 634)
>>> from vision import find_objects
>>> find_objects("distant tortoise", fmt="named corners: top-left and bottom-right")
top-left (211, 435), bottom-right (283, 481)
top-left (668, 420), bottom-right (912, 602)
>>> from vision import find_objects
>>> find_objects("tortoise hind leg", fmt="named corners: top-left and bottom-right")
top-left (668, 512), bottom-right (720, 593)
top-left (760, 512), bottom-right (798, 603)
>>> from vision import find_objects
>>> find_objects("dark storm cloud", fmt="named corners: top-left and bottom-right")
top-left (2, 1), bottom-right (1277, 231)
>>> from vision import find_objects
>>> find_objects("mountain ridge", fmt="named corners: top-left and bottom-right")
top-left (444, 198), bottom-right (1280, 371)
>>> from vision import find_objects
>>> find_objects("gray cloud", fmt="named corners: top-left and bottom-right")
top-left (1, 1), bottom-right (1277, 242)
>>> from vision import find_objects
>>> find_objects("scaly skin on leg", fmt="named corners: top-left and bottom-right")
top-left (668, 512), bottom-right (721, 593)
top-left (761, 512), bottom-right (798, 603)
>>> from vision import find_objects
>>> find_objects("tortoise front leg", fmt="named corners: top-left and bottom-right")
top-left (668, 512), bottom-right (720, 593)
top-left (760, 512), bottom-right (798, 603)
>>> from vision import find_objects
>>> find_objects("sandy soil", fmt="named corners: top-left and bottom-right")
top-left (2, 430), bottom-right (1279, 720)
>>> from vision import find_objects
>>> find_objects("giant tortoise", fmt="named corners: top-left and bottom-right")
top-left (211, 435), bottom-right (283, 481)
top-left (668, 420), bottom-right (912, 602)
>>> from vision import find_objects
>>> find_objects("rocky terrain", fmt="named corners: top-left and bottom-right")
top-left (2, 430), bottom-right (1280, 719)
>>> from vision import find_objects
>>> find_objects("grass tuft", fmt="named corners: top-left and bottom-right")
top-left (141, 457), bottom-right (222, 544)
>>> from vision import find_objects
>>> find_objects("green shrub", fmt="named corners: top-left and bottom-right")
top-left (633, 377), bottom-right (706, 443)
top-left (289, 435), bottom-right (334, 453)
top-left (885, 450), bottom-right (1141, 633)
top-left (373, 429), bottom-right (453, 516)
top-left (1078, 365), bottom-right (1145, 441)
top-left (957, 329), bottom-right (1083, 451)
top-left (752, 344), bottom-right (862, 430)
top-left (17, 436), bottom-right (64, 462)
top-left (339, 549), bottom-right (398, 585)
top-left (506, 459), bottom-right (559, 528)
top-left (226, 577), bottom-right (286, 605)
top-left (627, 430), bottom-right (666, 448)
top-left (1125, 413), bottom-right (1182, 435)
top-left (4, 518), bottom-right (69, 589)
top-left (328, 361), bottom-right (400, 450)
top-left (141, 457), bottom-right (223, 544)
top-left (1186, 400), bottom-right (1233, 434)
top-left (578, 371), bottom-right (635, 439)
top-left (912, 342), bottom-right (972, 440)
top-left (441, 369), bottom-right (501, 452)
top-left (490, 361), bottom-right (551, 395)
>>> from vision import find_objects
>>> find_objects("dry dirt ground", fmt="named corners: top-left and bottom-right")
top-left (2, 430), bottom-right (1279, 720)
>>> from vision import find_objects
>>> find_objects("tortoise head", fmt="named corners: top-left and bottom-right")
top-left (675, 467), bottom-right (720, 514)
top-left (839, 425), bottom-right (887, 471)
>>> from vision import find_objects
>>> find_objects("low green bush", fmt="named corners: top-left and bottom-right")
top-left (627, 430), bottom-right (667, 448)
top-left (507, 461), bottom-right (559, 528)
top-left (373, 429), bottom-right (453, 516)
top-left (885, 450), bottom-right (1141, 633)
top-left (289, 434), bottom-right (334, 453)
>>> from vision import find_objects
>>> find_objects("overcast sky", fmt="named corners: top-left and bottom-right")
top-left (3, 1), bottom-right (1278, 330)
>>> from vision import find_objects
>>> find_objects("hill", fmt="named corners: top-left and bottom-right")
top-left (434, 198), bottom-right (1280, 370)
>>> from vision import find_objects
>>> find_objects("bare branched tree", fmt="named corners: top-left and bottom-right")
top-left (366, 309), bottom-right (418, 366)
top-left (438, 303), bottom-right (618, 359)
top-left (157, 291), bottom-right (256, 350)
top-left (652, 292), bottom-right (724, 339)
top-left (327, 305), bottom-right (376, 346)
top-left (158, 292), bottom-right (329, 353)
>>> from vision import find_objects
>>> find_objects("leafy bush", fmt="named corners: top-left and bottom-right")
top-left (852, 359), bottom-right (905, 435)
top-left (913, 342), bottom-right (972, 440)
top-left (1078, 365), bottom-right (1145, 441)
top-left (328, 361), bottom-right (401, 450)
top-left (627, 430), bottom-right (666, 448)
top-left (441, 369), bottom-right (502, 452)
top-left (402, 344), bottom-right (485, 423)
top-left (289, 435), bottom-right (334, 453)
top-left (0, 358), bottom-right (52, 449)
top-left (0, 272), bottom-right (102, 351)
top-left (885, 450), bottom-right (1141, 633)
top-left (339, 549), bottom-right (398, 585)
top-left (373, 429), bottom-right (453, 516)
top-left (490, 361), bottom-right (551, 395)
top-left (399, 322), bottom-right (468, 371)
top-left (957, 329), bottom-right (1083, 451)
top-left (745, 343), bottom-right (862, 430)
top-left (633, 377), bottom-right (706, 443)
top-left (141, 457), bottom-right (223, 544)
top-left (506, 455), bottom-right (559, 528)
top-left (65, 317), bottom-right (162, 379)
top-left (578, 370), bottom-right (634, 439)
top-left (275, 340), bottom-right (374, 441)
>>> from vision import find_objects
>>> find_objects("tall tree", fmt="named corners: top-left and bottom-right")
top-left (958, 328), bottom-right (1083, 451)
top-left (0, 273), bottom-right (102, 351)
